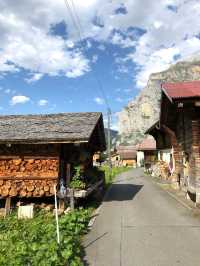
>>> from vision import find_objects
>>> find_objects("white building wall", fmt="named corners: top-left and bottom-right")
top-left (137, 151), bottom-right (144, 167)
top-left (158, 149), bottom-right (171, 163)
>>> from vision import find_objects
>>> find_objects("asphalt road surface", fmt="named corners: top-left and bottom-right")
top-left (84, 168), bottom-right (200, 266)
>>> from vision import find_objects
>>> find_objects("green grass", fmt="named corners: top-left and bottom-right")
top-left (101, 166), bottom-right (129, 188)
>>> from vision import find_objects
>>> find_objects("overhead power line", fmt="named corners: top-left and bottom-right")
top-left (63, 0), bottom-right (112, 169)
top-left (63, 0), bottom-right (110, 110)
top-left (64, 0), bottom-right (82, 43)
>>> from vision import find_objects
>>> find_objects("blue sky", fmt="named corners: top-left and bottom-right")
top-left (0, 0), bottom-right (200, 129)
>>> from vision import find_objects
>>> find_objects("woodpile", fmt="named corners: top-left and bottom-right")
top-left (0, 179), bottom-right (57, 197)
top-left (152, 160), bottom-right (170, 180)
top-left (0, 158), bottom-right (59, 178)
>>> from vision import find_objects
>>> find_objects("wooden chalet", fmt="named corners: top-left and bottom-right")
top-left (110, 151), bottom-right (120, 167)
top-left (146, 121), bottom-right (171, 164)
top-left (116, 145), bottom-right (137, 167)
top-left (0, 112), bottom-right (106, 199)
top-left (137, 137), bottom-right (157, 170)
top-left (147, 81), bottom-right (200, 203)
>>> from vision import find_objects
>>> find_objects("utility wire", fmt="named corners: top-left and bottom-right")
top-left (64, 0), bottom-right (110, 110)
top-left (64, 0), bottom-right (82, 42)
top-left (63, 0), bottom-right (112, 169)
top-left (69, 0), bottom-right (83, 37)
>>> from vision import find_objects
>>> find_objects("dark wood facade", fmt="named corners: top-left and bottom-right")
top-left (137, 138), bottom-right (157, 169)
top-left (0, 112), bottom-right (106, 198)
top-left (147, 86), bottom-right (200, 198)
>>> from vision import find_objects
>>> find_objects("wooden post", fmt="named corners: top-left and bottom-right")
top-left (66, 163), bottom-right (71, 186)
top-left (5, 197), bottom-right (11, 216)
top-left (58, 199), bottom-right (65, 211)
top-left (70, 189), bottom-right (74, 210)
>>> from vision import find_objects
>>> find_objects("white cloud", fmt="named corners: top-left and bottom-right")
top-left (66, 40), bottom-right (74, 48)
top-left (25, 73), bottom-right (44, 83)
top-left (111, 32), bottom-right (136, 48)
top-left (92, 55), bottom-right (98, 63)
top-left (98, 44), bottom-right (106, 51)
top-left (3, 88), bottom-right (17, 95)
top-left (0, 0), bottom-right (200, 88)
top-left (123, 0), bottom-right (200, 87)
top-left (111, 122), bottom-right (119, 131)
top-left (10, 95), bottom-right (30, 105)
top-left (38, 99), bottom-right (48, 106)
top-left (0, 1), bottom-right (90, 79)
top-left (153, 21), bottom-right (163, 29)
top-left (94, 97), bottom-right (104, 105)
top-left (117, 65), bottom-right (129, 74)
top-left (4, 89), bottom-right (11, 94)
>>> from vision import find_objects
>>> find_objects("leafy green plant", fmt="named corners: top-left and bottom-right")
top-left (70, 179), bottom-right (86, 190)
top-left (70, 166), bottom-right (86, 190)
top-left (0, 208), bottom-right (92, 266)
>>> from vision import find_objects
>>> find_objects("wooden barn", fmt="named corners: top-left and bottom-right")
top-left (146, 121), bottom-right (172, 162)
top-left (116, 145), bottom-right (137, 167)
top-left (0, 112), bottom-right (106, 199)
top-left (137, 137), bottom-right (157, 171)
top-left (147, 81), bottom-right (200, 204)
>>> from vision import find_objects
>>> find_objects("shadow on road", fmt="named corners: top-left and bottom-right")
top-left (103, 184), bottom-right (143, 202)
top-left (84, 232), bottom-right (108, 249)
top-left (83, 232), bottom-right (109, 266)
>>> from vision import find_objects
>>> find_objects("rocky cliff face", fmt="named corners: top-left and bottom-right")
top-left (118, 58), bottom-right (200, 144)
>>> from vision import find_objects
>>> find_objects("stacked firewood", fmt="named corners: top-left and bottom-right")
top-left (0, 179), bottom-right (57, 197)
top-left (152, 160), bottom-right (170, 180)
top-left (0, 158), bottom-right (58, 178)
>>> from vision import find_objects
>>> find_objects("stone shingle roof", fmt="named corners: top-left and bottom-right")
top-left (117, 145), bottom-right (137, 159)
top-left (0, 112), bottom-right (105, 146)
top-left (137, 138), bottom-right (156, 151)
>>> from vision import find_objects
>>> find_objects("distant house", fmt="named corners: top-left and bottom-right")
top-left (146, 121), bottom-right (171, 165)
top-left (93, 152), bottom-right (101, 165)
top-left (137, 137), bottom-right (157, 171)
top-left (117, 145), bottom-right (137, 167)
top-left (110, 151), bottom-right (120, 167)
top-left (0, 112), bottom-right (106, 199)
top-left (147, 81), bottom-right (200, 205)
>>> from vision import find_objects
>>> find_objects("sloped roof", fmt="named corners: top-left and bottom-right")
top-left (137, 138), bottom-right (156, 151)
top-left (116, 145), bottom-right (137, 159)
top-left (162, 81), bottom-right (200, 101)
top-left (117, 145), bottom-right (136, 151)
top-left (145, 121), bottom-right (159, 134)
top-left (0, 112), bottom-right (105, 147)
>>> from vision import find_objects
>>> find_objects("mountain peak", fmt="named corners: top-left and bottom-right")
top-left (118, 56), bottom-right (200, 144)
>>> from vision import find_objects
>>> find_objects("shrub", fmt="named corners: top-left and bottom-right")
top-left (0, 208), bottom-right (91, 266)
top-left (70, 166), bottom-right (86, 190)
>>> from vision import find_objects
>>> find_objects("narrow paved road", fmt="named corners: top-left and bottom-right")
top-left (83, 168), bottom-right (200, 266)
